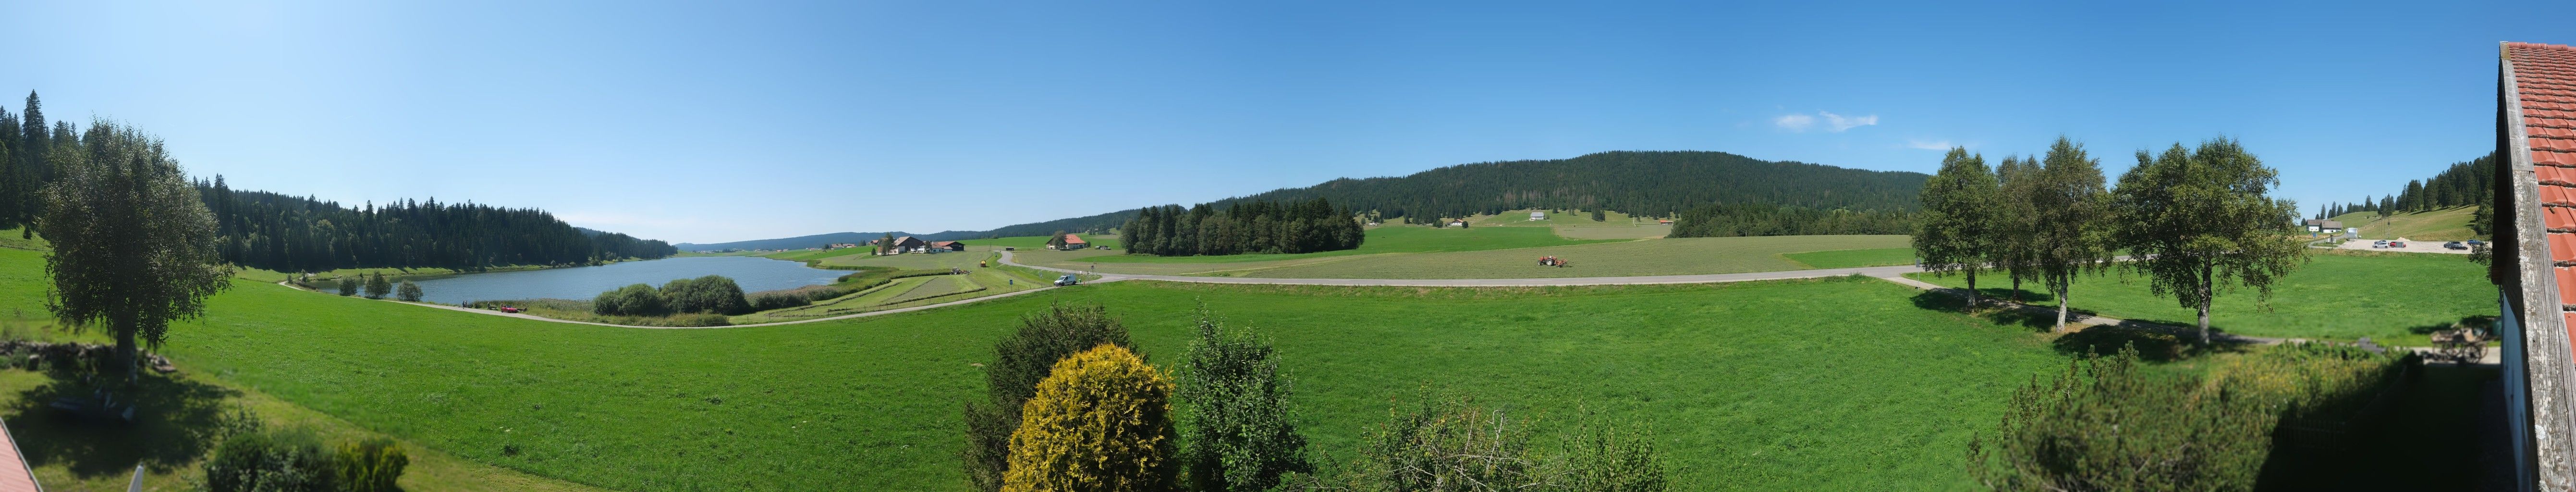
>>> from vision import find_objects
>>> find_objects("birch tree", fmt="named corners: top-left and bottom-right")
top-left (2110, 138), bottom-right (2306, 344)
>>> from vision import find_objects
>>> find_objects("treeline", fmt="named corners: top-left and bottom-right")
top-left (0, 92), bottom-right (63, 231)
top-left (201, 178), bottom-right (678, 272)
top-left (1118, 197), bottom-right (1365, 256)
top-left (1668, 203), bottom-right (1916, 237)
top-left (0, 92), bottom-right (676, 272)
top-left (955, 150), bottom-right (1928, 240)
top-left (2313, 152), bottom-right (2497, 220)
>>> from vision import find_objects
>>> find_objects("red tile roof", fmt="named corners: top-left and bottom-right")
top-left (1061, 234), bottom-right (1087, 244)
top-left (2512, 42), bottom-right (2576, 349)
top-left (0, 418), bottom-right (37, 492)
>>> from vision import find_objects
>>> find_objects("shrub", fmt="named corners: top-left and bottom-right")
top-left (1966, 346), bottom-right (2273, 492)
top-left (206, 430), bottom-right (337, 492)
top-left (362, 272), bottom-right (391, 299)
top-left (592, 283), bottom-right (670, 317)
top-left (1177, 305), bottom-right (1311, 492)
top-left (1001, 344), bottom-right (1177, 492)
top-left (660, 275), bottom-right (749, 315)
top-left (335, 278), bottom-right (357, 296)
top-left (963, 303), bottom-right (1136, 492)
top-left (1345, 394), bottom-right (1551, 491)
top-left (333, 438), bottom-right (410, 492)
top-left (394, 281), bottom-right (424, 302)
top-left (1563, 414), bottom-right (1670, 492)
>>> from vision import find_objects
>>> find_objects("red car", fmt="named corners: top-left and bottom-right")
top-left (498, 307), bottom-right (524, 314)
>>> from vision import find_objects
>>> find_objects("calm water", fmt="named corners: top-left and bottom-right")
top-left (404, 256), bottom-right (846, 305)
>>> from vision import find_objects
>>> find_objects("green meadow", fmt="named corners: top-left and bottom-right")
top-left (1906, 250), bottom-right (2494, 345)
top-left (1, 235), bottom-right (2084, 491)
top-left (1782, 247), bottom-right (1917, 269)
top-left (1237, 235), bottom-right (1910, 279)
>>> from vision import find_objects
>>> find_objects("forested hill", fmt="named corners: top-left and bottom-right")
top-left (200, 178), bottom-right (678, 272)
top-left (949, 150), bottom-right (1929, 238)
top-left (675, 232), bottom-right (935, 252)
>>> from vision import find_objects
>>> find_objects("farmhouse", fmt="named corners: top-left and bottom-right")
top-left (1529, 211), bottom-right (1545, 221)
top-left (2301, 219), bottom-right (2343, 233)
top-left (885, 236), bottom-right (927, 253)
top-left (930, 240), bottom-right (965, 252)
top-left (1054, 234), bottom-right (1090, 250)
top-left (2488, 41), bottom-right (2576, 487)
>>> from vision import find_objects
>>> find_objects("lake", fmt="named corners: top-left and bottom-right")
top-left (402, 256), bottom-right (848, 305)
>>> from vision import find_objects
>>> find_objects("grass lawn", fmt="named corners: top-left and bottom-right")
top-left (2331, 206), bottom-right (2481, 241)
top-left (968, 234), bottom-right (1123, 250)
top-left (72, 261), bottom-right (2079, 491)
top-left (1239, 235), bottom-right (1911, 279)
top-left (1782, 247), bottom-right (1917, 269)
top-left (1905, 250), bottom-right (2494, 345)
top-left (1010, 226), bottom-right (1626, 275)
top-left (1471, 209), bottom-right (1640, 227)
top-left (1553, 224), bottom-right (1672, 240)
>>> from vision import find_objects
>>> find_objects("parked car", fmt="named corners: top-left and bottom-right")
top-left (1054, 274), bottom-right (1079, 286)
top-left (2445, 241), bottom-right (2467, 250)
top-left (2468, 240), bottom-right (2486, 246)
top-left (2390, 241), bottom-right (2407, 248)
top-left (498, 307), bottom-right (524, 314)
top-left (2371, 240), bottom-right (2389, 248)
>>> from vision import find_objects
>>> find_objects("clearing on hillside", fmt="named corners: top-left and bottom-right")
top-left (2328, 206), bottom-right (2482, 241)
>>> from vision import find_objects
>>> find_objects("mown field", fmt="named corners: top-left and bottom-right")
top-left (1470, 209), bottom-right (1641, 227)
top-left (1780, 247), bottom-right (1916, 269)
top-left (967, 234), bottom-right (1123, 250)
top-left (5, 248), bottom-right (2092, 491)
top-left (1008, 226), bottom-right (1623, 275)
top-left (1906, 250), bottom-right (2494, 345)
top-left (1553, 223), bottom-right (1673, 239)
top-left (2331, 206), bottom-right (2480, 241)
top-left (1238, 235), bottom-right (1911, 279)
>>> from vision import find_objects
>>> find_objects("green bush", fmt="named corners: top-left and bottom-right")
top-left (1177, 305), bottom-right (1311, 492)
top-left (1966, 346), bottom-right (2273, 492)
top-left (962, 303), bottom-right (1135, 492)
top-left (1315, 393), bottom-right (1670, 492)
top-left (660, 275), bottom-right (749, 315)
top-left (332, 438), bottom-right (410, 492)
top-left (1001, 344), bottom-right (1177, 492)
top-left (335, 279), bottom-right (356, 296)
top-left (591, 283), bottom-right (669, 317)
top-left (362, 272), bottom-right (391, 299)
top-left (205, 430), bottom-right (337, 492)
top-left (394, 281), bottom-right (423, 302)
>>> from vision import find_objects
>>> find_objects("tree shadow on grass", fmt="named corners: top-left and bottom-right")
top-left (1908, 290), bottom-right (2099, 333)
top-left (5, 367), bottom-right (243, 480)
top-left (2051, 324), bottom-right (2255, 363)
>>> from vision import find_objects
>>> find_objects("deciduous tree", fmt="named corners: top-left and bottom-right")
top-left (1915, 147), bottom-right (2001, 307)
top-left (37, 119), bottom-right (232, 381)
top-left (2027, 137), bottom-right (2115, 332)
top-left (2110, 138), bottom-right (2307, 344)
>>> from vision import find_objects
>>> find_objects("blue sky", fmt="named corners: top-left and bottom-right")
top-left (3, 1), bottom-right (2562, 244)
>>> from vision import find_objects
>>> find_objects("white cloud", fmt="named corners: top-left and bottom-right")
top-left (1773, 113), bottom-right (1816, 131)
top-left (1773, 111), bottom-right (1878, 133)
top-left (1819, 111), bottom-right (1878, 132)
top-left (1906, 139), bottom-right (1954, 150)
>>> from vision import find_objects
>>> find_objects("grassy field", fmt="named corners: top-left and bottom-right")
top-left (2331, 206), bottom-right (2481, 241)
top-left (1009, 226), bottom-right (1624, 275)
top-left (757, 247), bottom-right (874, 262)
top-left (967, 234), bottom-right (1123, 250)
top-left (1470, 209), bottom-right (1640, 227)
top-left (1553, 224), bottom-right (1672, 239)
top-left (120, 275), bottom-right (2075, 491)
top-left (1906, 250), bottom-right (2493, 345)
top-left (1237, 235), bottom-right (1911, 279)
top-left (1782, 247), bottom-right (1917, 269)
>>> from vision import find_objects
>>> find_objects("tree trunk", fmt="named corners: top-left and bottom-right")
top-left (2011, 277), bottom-right (2023, 303)
top-left (2198, 265), bottom-right (2215, 346)
top-left (114, 318), bottom-right (139, 383)
top-left (1965, 271), bottom-right (1980, 308)
top-left (2054, 286), bottom-right (2070, 333)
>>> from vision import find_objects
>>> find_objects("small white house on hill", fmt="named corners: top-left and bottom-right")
top-left (1529, 211), bottom-right (1545, 221)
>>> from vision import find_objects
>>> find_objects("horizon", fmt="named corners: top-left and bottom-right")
top-left (5, 1), bottom-right (2564, 244)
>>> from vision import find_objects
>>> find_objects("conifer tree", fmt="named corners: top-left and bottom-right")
top-left (1177, 305), bottom-right (1310, 492)
top-left (1001, 344), bottom-right (1177, 492)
